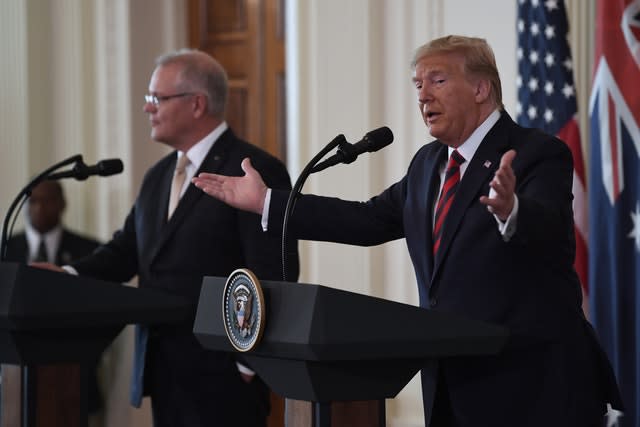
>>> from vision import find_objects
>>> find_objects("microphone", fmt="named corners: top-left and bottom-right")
top-left (48, 158), bottom-right (124, 181)
top-left (2, 154), bottom-right (124, 261)
top-left (280, 127), bottom-right (394, 281)
top-left (310, 126), bottom-right (394, 173)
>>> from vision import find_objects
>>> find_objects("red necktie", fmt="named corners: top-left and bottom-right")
top-left (433, 150), bottom-right (465, 255)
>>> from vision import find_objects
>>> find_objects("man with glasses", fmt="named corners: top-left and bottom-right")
top-left (35, 49), bottom-right (297, 427)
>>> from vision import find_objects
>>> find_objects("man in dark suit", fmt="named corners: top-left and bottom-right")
top-left (193, 35), bottom-right (622, 426)
top-left (34, 49), bottom-right (297, 427)
top-left (3, 179), bottom-right (104, 416)
top-left (5, 180), bottom-right (100, 265)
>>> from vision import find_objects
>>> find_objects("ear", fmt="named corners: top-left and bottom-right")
top-left (474, 79), bottom-right (491, 104)
top-left (192, 93), bottom-right (208, 118)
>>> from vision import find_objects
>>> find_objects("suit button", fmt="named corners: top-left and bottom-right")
top-left (429, 297), bottom-right (437, 307)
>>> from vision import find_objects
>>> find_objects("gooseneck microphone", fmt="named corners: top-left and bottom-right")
top-left (280, 127), bottom-right (394, 281)
top-left (48, 158), bottom-right (124, 180)
top-left (1, 155), bottom-right (124, 261)
top-left (310, 126), bottom-right (394, 173)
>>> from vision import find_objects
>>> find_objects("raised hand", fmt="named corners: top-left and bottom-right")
top-left (479, 149), bottom-right (516, 221)
top-left (192, 158), bottom-right (268, 215)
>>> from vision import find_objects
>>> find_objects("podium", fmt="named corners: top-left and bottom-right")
top-left (0, 262), bottom-right (193, 427)
top-left (193, 276), bottom-right (508, 426)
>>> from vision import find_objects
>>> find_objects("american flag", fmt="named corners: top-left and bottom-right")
top-left (589, 0), bottom-right (640, 425)
top-left (516, 0), bottom-right (588, 312)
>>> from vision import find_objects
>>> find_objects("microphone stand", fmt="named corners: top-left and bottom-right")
top-left (0, 154), bottom-right (90, 427)
top-left (1, 154), bottom-right (83, 261)
top-left (281, 134), bottom-right (348, 282)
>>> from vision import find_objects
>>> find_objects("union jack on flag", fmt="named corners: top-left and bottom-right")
top-left (589, 1), bottom-right (640, 426)
top-left (516, 0), bottom-right (588, 304)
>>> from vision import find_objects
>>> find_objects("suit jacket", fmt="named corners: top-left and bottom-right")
top-left (268, 112), bottom-right (621, 426)
top-left (71, 128), bottom-right (297, 423)
top-left (6, 229), bottom-right (100, 265)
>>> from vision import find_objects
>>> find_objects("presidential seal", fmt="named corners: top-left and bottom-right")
top-left (222, 268), bottom-right (266, 352)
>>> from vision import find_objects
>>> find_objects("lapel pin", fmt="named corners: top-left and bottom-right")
top-left (483, 160), bottom-right (492, 168)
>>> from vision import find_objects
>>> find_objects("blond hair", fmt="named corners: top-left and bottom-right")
top-left (411, 35), bottom-right (503, 109)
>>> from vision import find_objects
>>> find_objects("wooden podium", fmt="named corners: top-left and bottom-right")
top-left (193, 276), bottom-right (508, 426)
top-left (0, 262), bottom-right (193, 427)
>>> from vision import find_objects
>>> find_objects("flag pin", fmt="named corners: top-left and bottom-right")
top-left (483, 160), bottom-right (492, 168)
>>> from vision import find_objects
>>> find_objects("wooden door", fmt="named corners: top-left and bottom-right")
top-left (187, 2), bottom-right (287, 425)
top-left (188, 0), bottom-right (287, 160)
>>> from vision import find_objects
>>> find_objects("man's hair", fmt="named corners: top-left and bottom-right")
top-left (411, 35), bottom-right (503, 109)
top-left (155, 48), bottom-right (228, 117)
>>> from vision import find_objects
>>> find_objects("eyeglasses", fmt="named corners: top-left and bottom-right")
top-left (144, 92), bottom-right (194, 106)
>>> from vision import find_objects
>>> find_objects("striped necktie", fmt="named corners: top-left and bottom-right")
top-left (433, 150), bottom-right (465, 256)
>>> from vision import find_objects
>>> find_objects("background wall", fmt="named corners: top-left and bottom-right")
top-left (0, 1), bottom-right (593, 426)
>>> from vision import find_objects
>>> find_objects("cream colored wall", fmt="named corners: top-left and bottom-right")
top-left (0, 0), bottom-right (593, 426)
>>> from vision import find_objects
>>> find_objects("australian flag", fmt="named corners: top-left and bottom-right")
top-left (516, 0), bottom-right (588, 311)
top-left (590, 1), bottom-right (640, 426)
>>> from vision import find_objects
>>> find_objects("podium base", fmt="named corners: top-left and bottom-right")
top-left (1, 363), bottom-right (88, 427)
top-left (285, 399), bottom-right (385, 427)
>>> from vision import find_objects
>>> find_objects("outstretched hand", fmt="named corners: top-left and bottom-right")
top-left (479, 149), bottom-right (517, 221)
top-left (29, 262), bottom-right (65, 272)
top-left (192, 158), bottom-right (268, 215)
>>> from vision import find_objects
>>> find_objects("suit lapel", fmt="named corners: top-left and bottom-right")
top-left (432, 114), bottom-right (512, 273)
top-left (148, 132), bottom-right (233, 263)
top-left (56, 231), bottom-right (71, 265)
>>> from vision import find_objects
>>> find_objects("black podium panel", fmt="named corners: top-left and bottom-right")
top-left (194, 276), bottom-right (508, 402)
top-left (244, 356), bottom-right (425, 402)
top-left (0, 262), bottom-right (193, 364)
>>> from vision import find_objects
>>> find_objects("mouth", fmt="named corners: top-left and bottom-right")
top-left (425, 111), bottom-right (440, 123)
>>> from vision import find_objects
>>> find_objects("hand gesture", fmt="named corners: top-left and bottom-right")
top-left (192, 158), bottom-right (268, 215)
top-left (479, 149), bottom-right (516, 221)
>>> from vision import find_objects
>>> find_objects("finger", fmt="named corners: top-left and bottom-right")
top-left (29, 262), bottom-right (63, 272)
top-left (241, 158), bottom-right (267, 190)
top-left (479, 195), bottom-right (499, 213)
top-left (195, 172), bottom-right (221, 180)
top-left (240, 157), bottom-right (255, 176)
top-left (500, 149), bottom-right (517, 168)
top-left (192, 174), bottom-right (225, 189)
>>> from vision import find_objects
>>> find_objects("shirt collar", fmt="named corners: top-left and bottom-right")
top-left (178, 121), bottom-right (228, 170)
top-left (25, 222), bottom-right (63, 259)
top-left (449, 109), bottom-right (501, 166)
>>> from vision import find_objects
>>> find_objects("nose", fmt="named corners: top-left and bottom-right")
top-left (418, 85), bottom-right (433, 106)
top-left (143, 101), bottom-right (156, 113)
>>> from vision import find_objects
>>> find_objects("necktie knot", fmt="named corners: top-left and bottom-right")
top-left (175, 154), bottom-right (190, 174)
top-left (449, 150), bottom-right (465, 169)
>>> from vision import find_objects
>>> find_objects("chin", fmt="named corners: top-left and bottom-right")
top-left (428, 128), bottom-right (441, 140)
top-left (150, 130), bottom-right (165, 142)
